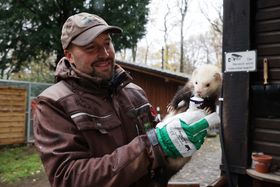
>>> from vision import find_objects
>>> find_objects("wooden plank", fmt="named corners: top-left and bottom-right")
top-left (0, 90), bottom-right (26, 95)
top-left (250, 69), bottom-right (280, 81)
top-left (0, 108), bottom-right (25, 113)
top-left (0, 113), bottom-right (24, 117)
top-left (0, 101), bottom-right (26, 107)
top-left (0, 103), bottom-right (26, 107)
top-left (257, 43), bottom-right (280, 56)
top-left (256, 31), bottom-right (280, 44)
top-left (0, 138), bottom-right (24, 145)
top-left (0, 126), bottom-right (24, 133)
top-left (1, 101), bottom-right (27, 105)
top-left (0, 130), bottom-right (24, 135)
top-left (256, 7), bottom-right (280, 21)
top-left (0, 116), bottom-right (25, 122)
top-left (271, 155), bottom-right (280, 166)
top-left (256, 19), bottom-right (280, 32)
top-left (253, 141), bottom-right (280, 155)
top-left (247, 169), bottom-right (280, 185)
top-left (253, 118), bottom-right (280, 130)
top-left (0, 132), bottom-right (25, 139)
top-left (256, 57), bottom-right (280, 69)
top-left (0, 108), bottom-right (26, 113)
top-left (0, 94), bottom-right (25, 99)
top-left (0, 90), bottom-right (26, 94)
top-left (254, 128), bottom-right (280, 143)
top-left (0, 95), bottom-right (26, 103)
top-left (0, 122), bottom-right (25, 128)
top-left (0, 93), bottom-right (23, 97)
top-left (257, 0), bottom-right (280, 9)
top-left (0, 98), bottom-right (25, 103)
top-left (0, 90), bottom-right (26, 96)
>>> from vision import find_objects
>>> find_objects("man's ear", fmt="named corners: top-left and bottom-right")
top-left (64, 49), bottom-right (74, 63)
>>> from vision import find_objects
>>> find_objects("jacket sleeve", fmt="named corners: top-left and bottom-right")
top-left (32, 99), bottom-right (167, 187)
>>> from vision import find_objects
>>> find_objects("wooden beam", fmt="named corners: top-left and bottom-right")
top-left (222, 0), bottom-right (251, 174)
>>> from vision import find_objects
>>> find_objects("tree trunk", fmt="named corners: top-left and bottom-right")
top-left (179, 0), bottom-right (188, 72)
top-left (132, 45), bottom-right (137, 62)
top-left (144, 46), bottom-right (149, 65)
top-left (161, 47), bottom-right (164, 69)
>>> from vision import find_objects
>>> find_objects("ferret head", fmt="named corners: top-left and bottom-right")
top-left (191, 64), bottom-right (222, 98)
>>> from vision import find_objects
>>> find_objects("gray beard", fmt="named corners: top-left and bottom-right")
top-left (90, 64), bottom-right (114, 81)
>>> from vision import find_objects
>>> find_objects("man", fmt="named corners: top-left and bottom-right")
top-left (32, 12), bottom-right (217, 187)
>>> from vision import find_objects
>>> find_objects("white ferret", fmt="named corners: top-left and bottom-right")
top-left (167, 64), bottom-right (222, 116)
top-left (163, 64), bottom-right (222, 173)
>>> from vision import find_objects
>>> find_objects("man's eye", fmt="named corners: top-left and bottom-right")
top-left (104, 42), bottom-right (111, 47)
top-left (85, 45), bottom-right (97, 51)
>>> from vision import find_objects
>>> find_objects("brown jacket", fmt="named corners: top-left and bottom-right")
top-left (32, 58), bottom-right (170, 187)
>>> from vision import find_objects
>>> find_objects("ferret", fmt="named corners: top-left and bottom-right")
top-left (163, 64), bottom-right (222, 173)
top-left (167, 64), bottom-right (222, 116)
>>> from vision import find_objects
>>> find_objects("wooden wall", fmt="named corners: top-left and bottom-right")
top-left (250, 0), bottom-right (280, 166)
top-left (121, 67), bottom-right (188, 116)
top-left (0, 87), bottom-right (27, 145)
top-left (223, 0), bottom-right (280, 185)
top-left (124, 70), bottom-right (186, 116)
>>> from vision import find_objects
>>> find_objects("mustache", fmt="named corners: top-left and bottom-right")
top-left (91, 57), bottom-right (113, 66)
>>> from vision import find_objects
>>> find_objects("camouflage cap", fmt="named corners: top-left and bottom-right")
top-left (61, 12), bottom-right (122, 49)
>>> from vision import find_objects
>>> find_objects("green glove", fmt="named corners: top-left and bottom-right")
top-left (156, 112), bottom-right (220, 158)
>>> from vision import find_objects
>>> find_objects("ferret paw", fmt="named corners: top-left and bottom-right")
top-left (166, 105), bottom-right (175, 113)
top-left (203, 107), bottom-right (213, 114)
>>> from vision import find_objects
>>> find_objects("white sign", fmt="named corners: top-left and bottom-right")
top-left (225, 50), bottom-right (256, 72)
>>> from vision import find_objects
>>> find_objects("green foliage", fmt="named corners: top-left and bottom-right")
top-left (0, 146), bottom-right (43, 183)
top-left (11, 61), bottom-right (55, 83)
top-left (0, 0), bottom-right (150, 79)
top-left (97, 0), bottom-right (150, 51)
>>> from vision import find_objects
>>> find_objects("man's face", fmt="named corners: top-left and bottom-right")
top-left (66, 33), bottom-right (116, 80)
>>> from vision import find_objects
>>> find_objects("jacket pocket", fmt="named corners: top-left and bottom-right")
top-left (71, 112), bottom-right (124, 154)
top-left (72, 112), bottom-right (121, 132)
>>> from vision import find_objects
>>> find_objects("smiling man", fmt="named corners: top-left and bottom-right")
top-left (33, 12), bottom-right (172, 187)
top-left (32, 12), bottom-right (211, 187)
top-left (61, 13), bottom-right (121, 80)
top-left (66, 33), bottom-right (115, 79)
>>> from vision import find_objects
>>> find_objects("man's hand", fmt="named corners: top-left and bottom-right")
top-left (156, 111), bottom-right (220, 158)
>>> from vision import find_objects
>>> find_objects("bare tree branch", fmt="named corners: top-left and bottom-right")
top-left (178, 0), bottom-right (190, 72)
top-left (198, 0), bottom-right (223, 34)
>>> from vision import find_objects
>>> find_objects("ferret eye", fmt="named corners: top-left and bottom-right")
top-left (195, 81), bottom-right (198, 84)
top-left (206, 83), bottom-right (210, 87)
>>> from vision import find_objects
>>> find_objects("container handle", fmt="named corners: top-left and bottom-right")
top-left (263, 58), bottom-right (268, 85)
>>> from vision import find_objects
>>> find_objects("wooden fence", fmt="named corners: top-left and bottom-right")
top-left (0, 87), bottom-right (27, 145)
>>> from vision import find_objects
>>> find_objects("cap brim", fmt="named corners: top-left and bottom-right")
top-left (71, 25), bottom-right (122, 46)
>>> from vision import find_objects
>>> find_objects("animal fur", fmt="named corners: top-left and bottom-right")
top-left (167, 64), bottom-right (222, 115)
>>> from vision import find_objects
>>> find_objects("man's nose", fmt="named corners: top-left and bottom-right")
top-left (99, 46), bottom-right (109, 57)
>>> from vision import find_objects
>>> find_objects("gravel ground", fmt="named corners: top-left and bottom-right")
top-left (169, 135), bottom-right (222, 187)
